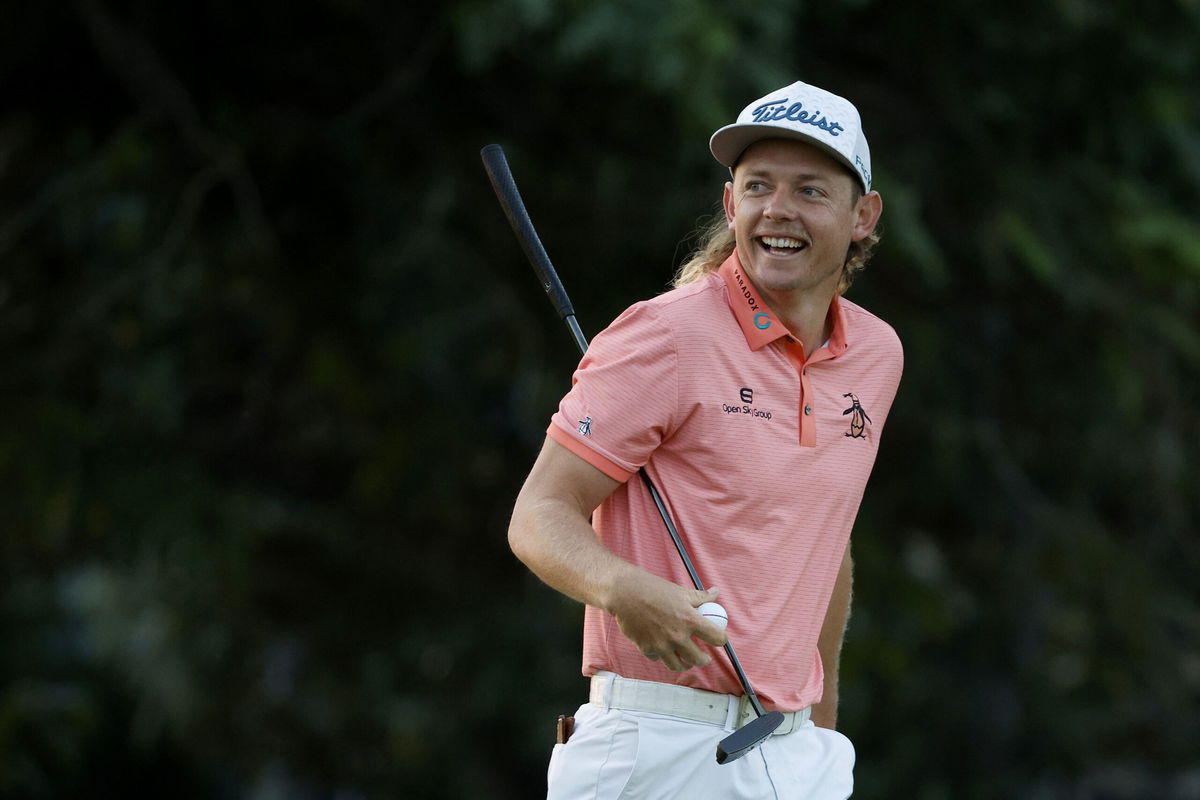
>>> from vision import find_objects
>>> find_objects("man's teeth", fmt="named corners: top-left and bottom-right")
top-left (762, 236), bottom-right (804, 249)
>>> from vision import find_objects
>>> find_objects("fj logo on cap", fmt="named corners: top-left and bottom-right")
top-left (842, 393), bottom-right (871, 439)
top-left (855, 155), bottom-right (872, 187)
top-left (750, 98), bottom-right (845, 137)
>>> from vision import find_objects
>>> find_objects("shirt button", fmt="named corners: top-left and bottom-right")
top-left (804, 406), bottom-right (812, 415)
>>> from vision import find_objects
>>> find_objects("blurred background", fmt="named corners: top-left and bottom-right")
top-left (2, 1), bottom-right (1198, 798)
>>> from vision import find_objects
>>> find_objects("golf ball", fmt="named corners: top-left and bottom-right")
top-left (697, 602), bottom-right (728, 629)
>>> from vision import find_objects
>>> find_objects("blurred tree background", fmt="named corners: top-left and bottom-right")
top-left (2, 0), bottom-right (1198, 797)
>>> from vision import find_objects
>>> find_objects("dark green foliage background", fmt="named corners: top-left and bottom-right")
top-left (2, 1), bottom-right (1197, 797)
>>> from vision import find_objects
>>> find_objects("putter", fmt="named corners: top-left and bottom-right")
top-left (481, 143), bottom-right (785, 764)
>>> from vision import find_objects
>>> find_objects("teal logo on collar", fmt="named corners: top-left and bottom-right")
top-left (753, 312), bottom-right (772, 330)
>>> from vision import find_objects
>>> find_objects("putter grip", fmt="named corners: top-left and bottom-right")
top-left (480, 144), bottom-right (576, 321)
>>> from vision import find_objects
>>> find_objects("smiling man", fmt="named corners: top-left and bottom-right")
top-left (508, 80), bottom-right (903, 799)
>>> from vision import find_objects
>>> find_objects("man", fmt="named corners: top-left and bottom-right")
top-left (508, 79), bottom-right (902, 799)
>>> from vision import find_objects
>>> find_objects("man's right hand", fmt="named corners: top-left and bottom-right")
top-left (606, 577), bottom-right (729, 672)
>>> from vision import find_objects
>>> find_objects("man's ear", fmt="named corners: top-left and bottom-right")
top-left (852, 191), bottom-right (883, 242)
top-left (723, 181), bottom-right (736, 229)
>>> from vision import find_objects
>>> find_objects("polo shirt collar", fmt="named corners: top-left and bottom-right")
top-left (718, 253), bottom-right (849, 356)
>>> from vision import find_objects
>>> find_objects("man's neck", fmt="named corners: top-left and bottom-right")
top-left (761, 286), bottom-right (837, 360)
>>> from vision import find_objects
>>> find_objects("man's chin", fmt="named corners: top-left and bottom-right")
top-left (749, 266), bottom-right (810, 295)
top-left (752, 261), bottom-right (842, 296)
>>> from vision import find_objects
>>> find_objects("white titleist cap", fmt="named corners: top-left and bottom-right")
top-left (710, 80), bottom-right (872, 192)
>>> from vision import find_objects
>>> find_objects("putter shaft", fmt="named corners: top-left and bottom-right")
top-left (482, 142), bottom-right (777, 762)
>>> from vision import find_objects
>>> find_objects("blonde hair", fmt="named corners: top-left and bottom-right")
top-left (672, 203), bottom-right (882, 295)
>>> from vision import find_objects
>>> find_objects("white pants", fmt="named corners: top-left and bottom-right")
top-left (546, 702), bottom-right (855, 799)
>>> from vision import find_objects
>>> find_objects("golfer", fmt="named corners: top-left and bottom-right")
top-left (508, 79), bottom-right (902, 799)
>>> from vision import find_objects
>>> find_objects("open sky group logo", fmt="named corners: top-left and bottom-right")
top-left (723, 386), bottom-right (773, 421)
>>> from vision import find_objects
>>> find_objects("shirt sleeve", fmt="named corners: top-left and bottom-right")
top-left (549, 301), bottom-right (679, 482)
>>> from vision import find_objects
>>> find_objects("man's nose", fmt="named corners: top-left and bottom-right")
top-left (763, 189), bottom-right (797, 219)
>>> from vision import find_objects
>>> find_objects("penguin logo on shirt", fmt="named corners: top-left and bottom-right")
top-left (578, 416), bottom-right (593, 436)
top-left (842, 393), bottom-right (871, 439)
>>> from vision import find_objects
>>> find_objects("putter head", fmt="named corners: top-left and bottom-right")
top-left (715, 710), bottom-right (785, 764)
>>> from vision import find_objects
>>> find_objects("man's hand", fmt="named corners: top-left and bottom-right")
top-left (606, 578), bottom-right (729, 672)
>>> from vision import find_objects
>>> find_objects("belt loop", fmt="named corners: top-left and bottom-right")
top-left (723, 693), bottom-right (740, 731)
top-left (594, 671), bottom-right (615, 710)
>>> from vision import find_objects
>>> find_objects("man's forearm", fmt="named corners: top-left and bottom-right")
top-left (508, 490), bottom-right (633, 612)
top-left (811, 546), bottom-right (854, 729)
top-left (507, 437), bottom-right (727, 671)
top-left (506, 435), bottom-right (637, 612)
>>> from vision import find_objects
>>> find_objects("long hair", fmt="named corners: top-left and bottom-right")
top-left (672, 205), bottom-right (882, 295)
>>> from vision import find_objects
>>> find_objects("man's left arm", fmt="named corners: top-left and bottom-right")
top-left (811, 545), bottom-right (853, 729)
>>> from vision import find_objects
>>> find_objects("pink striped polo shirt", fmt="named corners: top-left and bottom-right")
top-left (548, 253), bottom-right (903, 711)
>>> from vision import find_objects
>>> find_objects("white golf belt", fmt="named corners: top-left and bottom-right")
top-left (589, 672), bottom-right (810, 735)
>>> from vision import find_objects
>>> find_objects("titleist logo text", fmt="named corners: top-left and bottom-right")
top-left (751, 98), bottom-right (844, 137)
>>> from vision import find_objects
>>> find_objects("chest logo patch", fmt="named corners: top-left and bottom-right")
top-left (842, 393), bottom-right (872, 438)
top-left (723, 386), bottom-right (774, 421)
